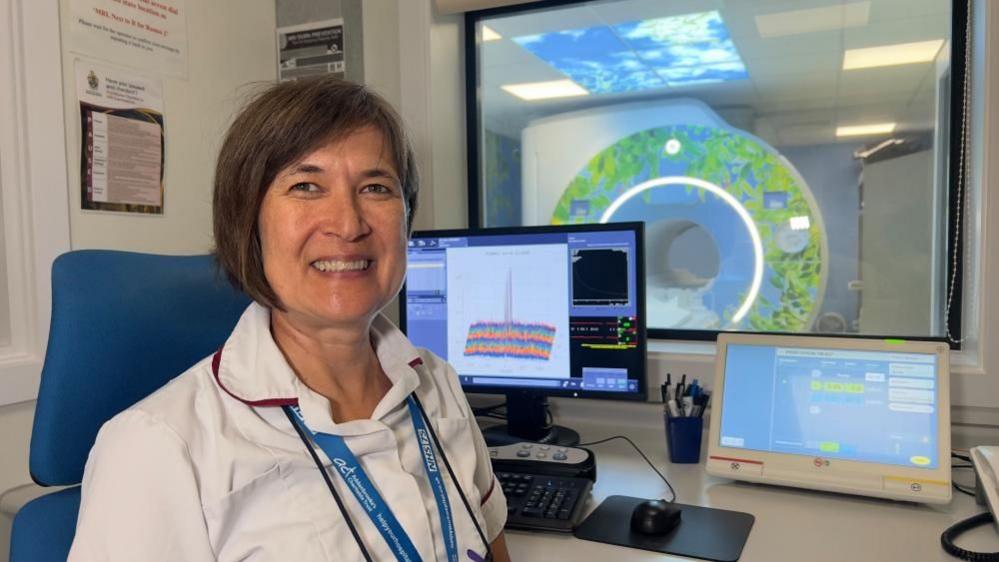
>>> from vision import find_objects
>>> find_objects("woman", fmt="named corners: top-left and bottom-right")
top-left (69, 77), bottom-right (511, 562)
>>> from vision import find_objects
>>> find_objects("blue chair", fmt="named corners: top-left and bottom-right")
top-left (10, 251), bottom-right (251, 562)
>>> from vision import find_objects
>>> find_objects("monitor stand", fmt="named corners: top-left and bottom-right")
top-left (481, 391), bottom-right (580, 446)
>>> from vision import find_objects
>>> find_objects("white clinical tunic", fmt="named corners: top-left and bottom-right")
top-left (68, 303), bottom-right (507, 561)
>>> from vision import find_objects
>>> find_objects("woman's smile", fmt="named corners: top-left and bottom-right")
top-left (309, 257), bottom-right (372, 273)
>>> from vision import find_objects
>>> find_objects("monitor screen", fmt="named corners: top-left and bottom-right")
top-left (402, 223), bottom-right (646, 401)
top-left (718, 342), bottom-right (941, 469)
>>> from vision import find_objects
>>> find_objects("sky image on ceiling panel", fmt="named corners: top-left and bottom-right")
top-left (512, 11), bottom-right (748, 94)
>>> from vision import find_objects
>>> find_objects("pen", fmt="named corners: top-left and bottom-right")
top-left (688, 379), bottom-right (701, 398)
top-left (682, 395), bottom-right (694, 417)
top-left (694, 393), bottom-right (710, 418)
top-left (667, 399), bottom-right (680, 418)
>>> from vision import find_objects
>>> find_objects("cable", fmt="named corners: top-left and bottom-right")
top-left (953, 482), bottom-right (976, 497)
top-left (951, 451), bottom-right (977, 496)
top-left (944, 0), bottom-right (973, 345)
top-left (472, 402), bottom-right (506, 416)
top-left (578, 435), bottom-right (677, 503)
top-left (941, 512), bottom-right (999, 561)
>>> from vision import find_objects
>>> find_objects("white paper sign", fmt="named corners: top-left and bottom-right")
top-left (277, 19), bottom-right (345, 82)
top-left (69, 0), bottom-right (189, 78)
top-left (77, 60), bottom-right (165, 213)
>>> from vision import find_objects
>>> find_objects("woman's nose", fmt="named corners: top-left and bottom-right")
top-left (321, 192), bottom-right (370, 241)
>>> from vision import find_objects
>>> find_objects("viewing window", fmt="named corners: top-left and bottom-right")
top-left (466, 0), bottom-right (965, 342)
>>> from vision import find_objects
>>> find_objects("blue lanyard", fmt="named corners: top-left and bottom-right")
top-left (285, 396), bottom-right (459, 562)
top-left (407, 396), bottom-right (459, 562)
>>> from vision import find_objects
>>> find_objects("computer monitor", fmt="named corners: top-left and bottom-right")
top-left (401, 222), bottom-right (647, 445)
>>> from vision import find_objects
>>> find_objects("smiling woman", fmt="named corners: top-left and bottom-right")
top-left (212, 78), bottom-right (420, 310)
top-left (258, 126), bottom-right (409, 336)
top-left (68, 77), bottom-right (511, 562)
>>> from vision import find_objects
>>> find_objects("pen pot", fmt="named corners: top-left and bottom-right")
top-left (665, 414), bottom-right (703, 464)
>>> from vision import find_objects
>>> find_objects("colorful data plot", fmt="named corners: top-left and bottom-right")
top-left (463, 321), bottom-right (557, 360)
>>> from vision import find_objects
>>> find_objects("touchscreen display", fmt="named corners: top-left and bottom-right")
top-left (718, 343), bottom-right (939, 469)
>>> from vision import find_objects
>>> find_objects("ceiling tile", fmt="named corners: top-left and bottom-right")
top-left (837, 64), bottom-right (934, 98)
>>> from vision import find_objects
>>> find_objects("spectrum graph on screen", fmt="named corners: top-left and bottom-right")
top-left (446, 243), bottom-right (571, 379)
top-left (463, 270), bottom-right (558, 361)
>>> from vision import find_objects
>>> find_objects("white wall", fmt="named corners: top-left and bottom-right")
top-left (362, 0), bottom-right (402, 111)
top-left (0, 1), bottom-right (276, 559)
top-left (63, 0), bottom-right (277, 253)
top-left (0, 210), bottom-right (8, 348)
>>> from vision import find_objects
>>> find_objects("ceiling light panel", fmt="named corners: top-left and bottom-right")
top-left (616, 12), bottom-right (748, 88)
top-left (500, 79), bottom-right (589, 101)
top-left (836, 122), bottom-right (897, 137)
top-left (511, 11), bottom-right (747, 95)
top-left (481, 25), bottom-right (502, 41)
top-left (842, 39), bottom-right (945, 70)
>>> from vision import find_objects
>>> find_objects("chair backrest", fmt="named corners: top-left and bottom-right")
top-left (29, 250), bottom-right (251, 486)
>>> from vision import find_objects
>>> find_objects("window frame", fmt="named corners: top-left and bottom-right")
top-left (463, 0), bottom-right (970, 346)
top-left (0, 0), bottom-right (72, 406)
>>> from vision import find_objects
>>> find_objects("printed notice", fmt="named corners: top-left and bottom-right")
top-left (277, 19), bottom-right (345, 82)
top-left (70, 0), bottom-right (188, 78)
top-left (77, 60), bottom-right (164, 214)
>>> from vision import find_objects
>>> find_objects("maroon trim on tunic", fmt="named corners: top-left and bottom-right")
top-left (210, 349), bottom-right (299, 407)
top-left (408, 357), bottom-right (423, 368)
top-left (480, 478), bottom-right (496, 506)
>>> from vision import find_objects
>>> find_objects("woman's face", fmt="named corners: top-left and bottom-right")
top-left (258, 125), bottom-right (408, 331)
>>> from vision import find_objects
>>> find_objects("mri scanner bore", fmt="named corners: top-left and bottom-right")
top-left (521, 100), bottom-right (827, 332)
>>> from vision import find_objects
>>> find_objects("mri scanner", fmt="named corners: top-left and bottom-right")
top-left (519, 99), bottom-right (828, 332)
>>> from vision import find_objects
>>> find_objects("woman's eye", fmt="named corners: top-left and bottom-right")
top-left (290, 182), bottom-right (320, 193)
top-left (361, 184), bottom-right (392, 194)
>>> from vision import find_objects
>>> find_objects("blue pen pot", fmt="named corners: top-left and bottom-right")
top-left (665, 415), bottom-right (703, 464)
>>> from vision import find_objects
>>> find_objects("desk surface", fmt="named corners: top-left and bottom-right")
top-left (502, 421), bottom-right (999, 562)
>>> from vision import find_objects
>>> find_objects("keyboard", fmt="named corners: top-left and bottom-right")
top-left (497, 471), bottom-right (592, 532)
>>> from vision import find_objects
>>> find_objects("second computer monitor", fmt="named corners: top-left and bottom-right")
top-left (402, 222), bottom-right (646, 444)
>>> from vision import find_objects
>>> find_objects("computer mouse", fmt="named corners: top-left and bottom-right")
top-left (630, 499), bottom-right (682, 535)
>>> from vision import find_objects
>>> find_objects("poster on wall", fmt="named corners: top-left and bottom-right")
top-left (76, 60), bottom-right (165, 214)
top-left (69, 0), bottom-right (189, 79)
top-left (277, 19), bottom-right (345, 82)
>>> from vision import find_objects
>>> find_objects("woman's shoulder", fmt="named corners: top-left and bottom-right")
top-left (99, 353), bottom-right (226, 449)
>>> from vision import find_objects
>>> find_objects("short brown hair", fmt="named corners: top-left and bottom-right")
top-left (213, 77), bottom-right (419, 308)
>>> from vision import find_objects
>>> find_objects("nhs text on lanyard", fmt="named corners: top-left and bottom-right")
top-left (285, 397), bottom-right (463, 562)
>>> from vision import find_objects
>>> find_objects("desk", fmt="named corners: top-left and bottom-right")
top-left (500, 405), bottom-right (999, 562)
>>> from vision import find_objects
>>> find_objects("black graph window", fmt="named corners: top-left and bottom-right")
top-left (571, 248), bottom-right (629, 307)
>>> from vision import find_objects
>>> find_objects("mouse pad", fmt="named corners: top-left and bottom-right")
top-left (573, 495), bottom-right (754, 562)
